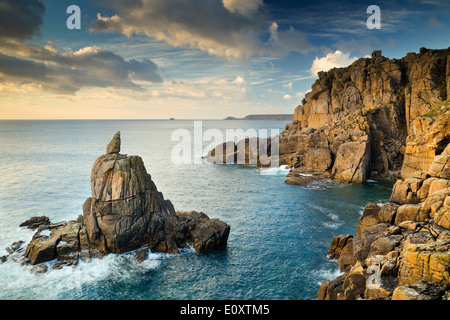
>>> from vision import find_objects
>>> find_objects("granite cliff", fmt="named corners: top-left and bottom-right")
top-left (4, 132), bottom-right (230, 270)
top-left (312, 48), bottom-right (450, 300)
top-left (207, 48), bottom-right (450, 187)
top-left (282, 47), bottom-right (449, 185)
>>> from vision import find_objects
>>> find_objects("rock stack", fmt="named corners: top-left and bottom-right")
top-left (18, 132), bottom-right (230, 269)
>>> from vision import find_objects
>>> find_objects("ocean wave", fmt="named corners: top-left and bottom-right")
top-left (312, 263), bottom-right (344, 285)
top-left (259, 165), bottom-right (290, 176)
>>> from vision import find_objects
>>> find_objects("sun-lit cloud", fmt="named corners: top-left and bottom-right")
top-left (310, 50), bottom-right (359, 76)
top-left (90, 0), bottom-right (314, 59)
top-left (222, 0), bottom-right (264, 17)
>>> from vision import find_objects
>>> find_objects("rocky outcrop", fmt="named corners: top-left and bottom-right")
top-left (205, 48), bottom-right (449, 186)
top-left (317, 142), bottom-right (450, 300)
top-left (283, 48), bottom-right (450, 185)
top-left (19, 132), bottom-right (230, 269)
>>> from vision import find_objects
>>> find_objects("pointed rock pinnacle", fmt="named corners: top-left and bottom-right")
top-left (106, 131), bottom-right (121, 154)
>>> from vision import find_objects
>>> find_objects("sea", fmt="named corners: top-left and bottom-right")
top-left (0, 120), bottom-right (394, 300)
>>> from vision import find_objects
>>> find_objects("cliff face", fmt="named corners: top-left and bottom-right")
top-left (312, 48), bottom-right (450, 300)
top-left (281, 47), bottom-right (450, 184)
top-left (318, 139), bottom-right (450, 300)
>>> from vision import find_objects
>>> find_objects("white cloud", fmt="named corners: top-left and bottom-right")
top-left (283, 91), bottom-right (305, 101)
top-left (282, 82), bottom-right (293, 90)
top-left (310, 50), bottom-right (359, 76)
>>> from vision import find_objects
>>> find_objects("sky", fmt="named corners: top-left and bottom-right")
top-left (0, 0), bottom-right (449, 119)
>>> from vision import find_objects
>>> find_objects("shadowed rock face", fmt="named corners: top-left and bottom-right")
top-left (85, 150), bottom-right (179, 254)
top-left (19, 132), bottom-right (230, 268)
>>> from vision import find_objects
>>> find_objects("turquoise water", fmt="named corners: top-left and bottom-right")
top-left (0, 120), bottom-right (393, 300)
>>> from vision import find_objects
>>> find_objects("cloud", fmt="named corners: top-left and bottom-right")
top-left (282, 82), bottom-right (292, 90)
top-left (90, 0), bottom-right (314, 59)
top-left (154, 75), bottom-right (251, 101)
top-left (268, 22), bottom-right (313, 55)
top-left (428, 17), bottom-right (445, 29)
top-left (0, 0), bottom-right (45, 40)
top-left (0, 0), bottom-right (164, 95)
top-left (310, 50), bottom-right (359, 76)
top-left (222, 0), bottom-right (263, 17)
top-left (283, 91), bottom-right (305, 101)
top-left (0, 40), bottom-right (163, 94)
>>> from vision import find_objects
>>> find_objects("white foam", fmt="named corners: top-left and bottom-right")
top-left (39, 229), bottom-right (51, 237)
top-left (259, 165), bottom-right (290, 176)
top-left (0, 248), bottom-right (164, 299)
top-left (314, 266), bottom-right (344, 285)
top-left (323, 221), bottom-right (343, 229)
top-left (328, 213), bottom-right (340, 222)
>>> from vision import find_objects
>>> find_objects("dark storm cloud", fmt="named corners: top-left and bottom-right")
top-left (0, 42), bottom-right (164, 94)
top-left (0, 0), bottom-right (45, 40)
top-left (0, 0), bottom-right (163, 94)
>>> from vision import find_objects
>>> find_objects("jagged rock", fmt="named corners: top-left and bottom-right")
top-left (357, 203), bottom-right (382, 237)
top-left (392, 280), bottom-right (446, 300)
top-left (25, 223), bottom-right (66, 265)
top-left (401, 117), bottom-right (450, 179)
top-left (19, 216), bottom-right (50, 229)
top-left (428, 143), bottom-right (450, 179)
top-left (328, 234), bottom-right (353, 259)
top-left (316, 274), bottom-right (346, 300)
top-left (85, 134), bottom-right (181, 254)
top-left (394, 204), bottom-right (423, 225)
top-left (342, 273), bottom-right (366, 300)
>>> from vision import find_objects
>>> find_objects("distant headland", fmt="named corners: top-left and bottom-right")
top-left (224, 114), bottom-right (293, 121)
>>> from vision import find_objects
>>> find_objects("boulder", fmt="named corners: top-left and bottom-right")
top-left (357, 203), bottom-right (382, 237)
top-left (176, 211), bottom-right (230, 252)
top-left (332, 141), bottom-right (371, 183)
top-left (302, 148), bottom-right (332, 171)
top-left (106, 131), bottom-right (121, 154)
